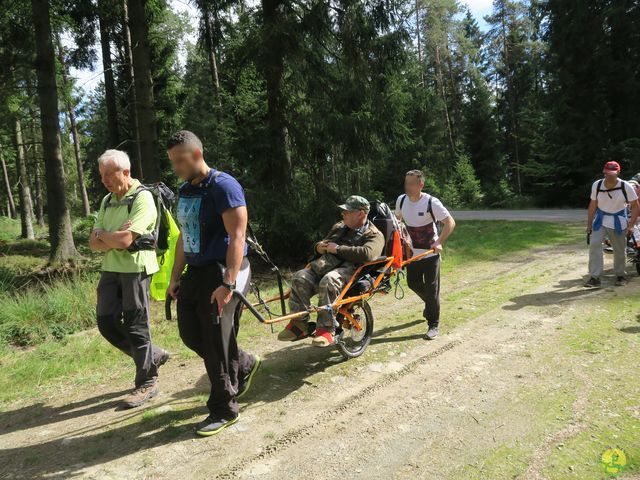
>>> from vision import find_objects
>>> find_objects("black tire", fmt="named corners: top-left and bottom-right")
top-left (336, 301), bottom-right (374, 360)
top-left (636, 259), bottom-right (640, 276)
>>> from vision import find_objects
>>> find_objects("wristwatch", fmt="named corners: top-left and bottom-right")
top-left (222, 281), bottom-right (236, 291)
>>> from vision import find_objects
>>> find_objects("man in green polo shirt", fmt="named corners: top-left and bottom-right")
top-left (89, 149), bottom-right (169, 409)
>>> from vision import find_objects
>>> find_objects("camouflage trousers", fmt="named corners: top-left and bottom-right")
top-left (289, 267), bottom-right (354, 330)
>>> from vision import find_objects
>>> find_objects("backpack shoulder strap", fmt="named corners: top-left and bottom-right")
top-left (204, 170), bottom-right (223, 200)
top-left (427, 196), bottom-right (435, 223)
top-left (596, 179), bottom-right (604, 194)
top-left (101, 193), bottom-right (113, 209)
top-left (126, 185), bottom-right (149, 214)
top-left (620, 180), bottom-right (629, 203)
top-left (399, 194), bottom-right (407, 210)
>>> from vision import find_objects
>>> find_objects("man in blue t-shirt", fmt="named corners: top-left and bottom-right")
top-left (166, 131), bottom-right (260, 437)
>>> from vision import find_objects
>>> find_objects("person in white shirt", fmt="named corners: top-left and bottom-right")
top-left (395, 170), bottom-right (456, 340)
top-left (585, 161), bottom-right (639, 287)
top-left (629, 180), bottom-right (640, 241)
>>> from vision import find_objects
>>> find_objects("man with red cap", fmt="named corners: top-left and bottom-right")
top-left (585, 161), bottom-right (639, 287)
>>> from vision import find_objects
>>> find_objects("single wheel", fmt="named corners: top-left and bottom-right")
top-left (336, 300), bottom-right (374, 360)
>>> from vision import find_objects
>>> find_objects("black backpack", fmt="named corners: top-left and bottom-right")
top-left (368, 200), bottom-right (413, 258)
top-left (104, 182), bottom-right (175, 255)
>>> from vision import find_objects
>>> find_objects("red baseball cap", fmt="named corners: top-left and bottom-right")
top-left (603, 161), bottom-right (621, 173)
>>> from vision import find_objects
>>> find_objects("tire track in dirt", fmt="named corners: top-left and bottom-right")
top-left (215, 340), bottom-right (461, 479)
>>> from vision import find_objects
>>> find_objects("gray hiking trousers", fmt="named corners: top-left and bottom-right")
top-left (589, 226), bottom-right (627, 278)
top-left (96, 271), bottom-right (164, 388)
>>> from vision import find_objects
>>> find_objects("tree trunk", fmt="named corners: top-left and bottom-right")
top-left (31, 0), bottom-right (78, 263)
top-left (435, 44), bottom-right (456, 161)
top-left (98, 1), bottom-right (120, 148)
top-left (261, 0), bottom-right (292, 192)
top-left (415, 0), bottom-right (424, 86)
top-left (498, 2), bottom-right (522, 195)
top-left (0, 145), bottom-right (17, 219)
top-left (25, 82), bottom-right (46, 227)
top-left (122, 0), bottom-right (143, 179)
top-left (127, 0), bottom-right (160, 182)
top-left (201, 4), bottom-right (222, 108)
top-left (28, 111), bottom-right (45, 227)
top-left (14, 119), bottom-right (35, 239)
top-left (501, 8), bottom-right (521, 195)
top-left (56, 41), bottom-right (91, 216)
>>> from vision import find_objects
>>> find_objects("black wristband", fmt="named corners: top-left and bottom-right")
top-left (222, 281), bottom-right (236, 291)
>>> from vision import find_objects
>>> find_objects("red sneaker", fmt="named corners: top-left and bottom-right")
top-left (312, 328), bottom-right (334, 348)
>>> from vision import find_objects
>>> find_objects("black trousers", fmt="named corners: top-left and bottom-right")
top-left (406, 254), bottom-right (440, 328)
top-left (177, 261), bottom-right (254, 419)
top-left (96, 271), bottom-right (164, 388)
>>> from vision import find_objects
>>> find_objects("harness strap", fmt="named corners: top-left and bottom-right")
top-left (597, 179), bottom-right (629, 203)
top-left (399, 193), bottom-right (437, 224)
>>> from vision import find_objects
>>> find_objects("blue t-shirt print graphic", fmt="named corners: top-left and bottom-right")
top-left (177, 196), bottom-right (202, 254)
top-left (177, 169), bottom-right (248, 266)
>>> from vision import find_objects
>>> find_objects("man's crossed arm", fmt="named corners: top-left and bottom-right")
top-left (89, 220), bottom-right (140, 251)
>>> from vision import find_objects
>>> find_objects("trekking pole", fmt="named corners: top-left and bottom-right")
top-left (165, 286), bottom-right (179, 320)
top-left (165, 296), bottom-right (173, 320)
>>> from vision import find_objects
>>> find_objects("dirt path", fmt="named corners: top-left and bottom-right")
top-left (451, 209), bottom-right (584, 222)
top-left (0, 243), bottom-right (637, 479)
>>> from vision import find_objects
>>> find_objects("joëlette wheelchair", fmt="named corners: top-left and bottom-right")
top-left (232, 207), bottom-right (434, 360)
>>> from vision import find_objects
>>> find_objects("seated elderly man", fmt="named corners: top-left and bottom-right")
top-left (278, 195), bottom-right (385, 347)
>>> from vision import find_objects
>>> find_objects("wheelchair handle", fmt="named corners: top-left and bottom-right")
top-left (233, 290), bottom-right (267, 323)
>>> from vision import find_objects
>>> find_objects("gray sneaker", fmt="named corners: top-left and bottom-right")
top-left (425, 326), bottom-right (439, 340)
top-left (195, 415), bottom-right (238, 437)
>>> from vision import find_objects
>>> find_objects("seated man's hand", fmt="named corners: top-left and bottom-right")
top-left (317, 241), bottom-right (328, 254)
top-left (432, 241), bottom-right (443, 253)
top-left (119, 220), bottom-right (132, 231)
top-left (326, 242), bottom-right (339, 254)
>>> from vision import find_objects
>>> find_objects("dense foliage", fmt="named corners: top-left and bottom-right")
top-left (1, 0), bottom-right (639, 259)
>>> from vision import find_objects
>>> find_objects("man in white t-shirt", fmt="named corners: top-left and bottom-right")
top-left (395, 170), bottom-right (456, 340)
top-left (585, 161), bottom-right (639, 287)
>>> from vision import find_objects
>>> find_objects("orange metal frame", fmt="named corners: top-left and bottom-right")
top-left (246, 249), bottom-right (436, 329)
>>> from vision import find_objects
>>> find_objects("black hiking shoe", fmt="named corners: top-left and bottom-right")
top-left (584, 277), bottom-right (601, 288)
top-left (425, 326), bottom-right (439, 340)
top-left (195, 415), bottom-right (238, 437)
top-left (237, 356), bottom-right (261, 400)
top-left (615, 276), bottom-right (627, 286)
top-left (156, 349), bottom-right (171, 368)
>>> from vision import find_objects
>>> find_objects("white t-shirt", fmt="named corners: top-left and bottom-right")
top-left (590, 179), bottom-right (637, 230)
top-left (395, 193), bottom-right (450, 257)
